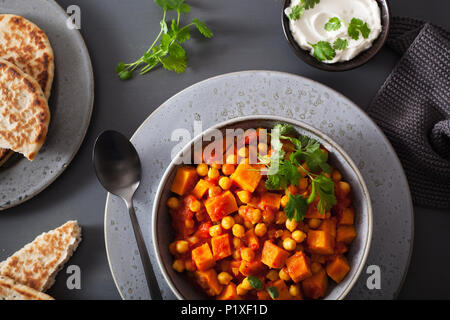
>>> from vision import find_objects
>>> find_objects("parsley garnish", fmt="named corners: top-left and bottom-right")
top-left (309, 41), bottom-right (336, 62)
top-left (333, 38), bottom-right (348, 50)
top-left (267, 286), bottom-right (279, 299)
top-left (308, 175), bottom-right (337, 213)
top-left (348, 18), bottom-right (370, 40)
top-left (247, 276), bottom-right (263, 290)
top-left (116, 0), bottom-right (213, 80)
top-left (285, 193), bottom-right (308, 222)
top-left (288, 5), bottom-right (305, 21)
top-left (324, 17), bottom-right (341, 31)
top-left (302, 0), bottom-right (320, 10)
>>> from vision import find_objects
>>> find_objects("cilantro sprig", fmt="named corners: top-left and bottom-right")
top-left (347, 18), bottom-right (370, 40)
top-left (333, 38), bottom-right (348, 50)
top-left (324, 17), bottom-right (341, 31)
top-left (308, 41), bottom-right (336, 62)
top-left (116, 0), bottom-right (213, 80)
top-left (247, 276), bottom-right (263, 290)
top-left (288, 0), bottom-right (320, 21)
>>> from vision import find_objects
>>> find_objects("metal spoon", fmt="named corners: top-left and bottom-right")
top-left (93, 130), bottom-right (162, 300)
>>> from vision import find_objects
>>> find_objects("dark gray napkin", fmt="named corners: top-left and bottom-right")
top-left (368, 17), bottom-right (450, 209)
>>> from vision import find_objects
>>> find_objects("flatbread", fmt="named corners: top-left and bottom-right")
top-left (0, 148), bottom-right (13, 166)
top-left (0, 59), bottom-right (50, 160)
top-left (0, 221), bottom-right (82, 292)
top-left (0, 275), bottom-right (54, 300)
top-left (0, 14), bottom-right (54, 99)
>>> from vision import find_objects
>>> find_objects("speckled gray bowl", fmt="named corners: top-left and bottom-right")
top-left (152, 115), bottom-right (373, 300)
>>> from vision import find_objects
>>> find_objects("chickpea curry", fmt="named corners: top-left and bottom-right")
top-left (167, 123), bottom-right (357, 300)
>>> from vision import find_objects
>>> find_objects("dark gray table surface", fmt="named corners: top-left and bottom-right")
top-left (0, 0), bottom-right (448, 300)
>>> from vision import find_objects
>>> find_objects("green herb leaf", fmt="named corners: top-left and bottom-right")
top-left (179, 3), bottom-right (190, 13)
top-left (348, 18), bottom-right (370, 40)
top-left (192, 18), bottom-right (213, 38)
top-left (288, 5), bottom-right (305, 21)
top-left (324, 17), bottom-right (341, 31)
top-left (116, 62), bottom-right (126, 74)
top-left (267, 286), bottom-right (279, 299)
top-left (305, 148), bottom-right (331, 173)
top-left (177, 27), bottom-right (191, 43)
top-left (169, 42), bottom-right (186, 58)
top-left (302, 0), bottom-right (320, 10)
top-left (309, 41), bottom-right (336, 61)
top-left (154, 0), bottom-right (184, 11)
top-left (309, 175), bottom-right (337, 213)
top-left (161, 52), bottom-right (187, 73)
top-left (333, 38), bottom-right (348, 50)
top-left (247, 276), bottom-right (263, 290)
top-left (285, 193), bottom-right (308, 222)
top-left (118, 70), bottom-right (132, 80)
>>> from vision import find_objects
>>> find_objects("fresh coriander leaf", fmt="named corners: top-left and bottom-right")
top-left (192, 18), bottom-right (213, 38)
top-left (309, 175), bottom-right (337, 213)
top-left (118, 70), bottom-right (132, 80)
top-left (142, 52), bottom-right (158, 65)
top-left (267, 286), bottom-right (279, 299)
top-left (160, 33), bottom-right (173, 52)
top-left (266, 174), bottom-right (283, 191)
top-left (302, 0), bottom-right (320, 10)
top-left (333, 38), bottom-right (348, 50)
top-left (285, 193), bottom-right (308, 222)
top-left (348, 18), bottom-right (370, 40)
top-left (266, 161), bottom-right (300, 190)
top-left (274, 123), bottom-right (293, 136)
top-left (247, 276), bottom-right (263, 290)
top-left (305, 148), bottom-right (331, 173)
top-left (154, 0), bottom-right (184, 11)
top-left (179, 3), bottom-right (190, 13)
top-left (309, 41), bottom-right (336, 61)
top-left (324, 17), bottom-right (341, 31)
top-left (288, 5), bottom-right (305, 21)
top-left (116, 62), bottom-right (126, 74)
top-left (177, 27), bottom-right (191, 43)
top-left (161, 52), bottom-right (187, 73)
top-left (169, 42), bottom-right (186, 58)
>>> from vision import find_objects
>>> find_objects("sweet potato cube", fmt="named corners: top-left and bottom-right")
top-left (192, 179), bottom-right (214, 199)
top-left (338, 208), bottom-right (355, 225)
top-left (245, 229), bottom-right (260, 251)
top-left (239, 260), bottom-right (266, 276)
top-left (286, 251), bottom-right (312, 283)
top-left (192, 243), bottom-right (215, 271)
top-left (301, 269), bottom-right (328, 299)
top-left (194, 269), bottom-right (223, 296)
top-left (336, 225), bottom-right (357, 244)
top-left (218, 283), bottom-right (241, 300)
top-left (261, 241), bottom-right (290, 269)
top-left (211, 234), bottom-right (232, 260)
top-left (269, 280), bottom-right (291, 300)
top-left (204, 190), bottom-right (238, 222)
top-left (259, 192), bottom-right (282, 210)
top-left (170, 166), bottom-right (198, 196)
top-left (230, 163), bottom-right (262, 192)
top-left (319, 219), bottom-right (336, 238)
top-left (307, 230), bottom-right (335, 255)
top-left (326, 255), bottom-right (350, 283)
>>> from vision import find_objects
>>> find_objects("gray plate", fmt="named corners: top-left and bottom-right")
top-left (0, 0), bottom-right (94, 210)
top-left (104, 71), bottom-right (413, 300)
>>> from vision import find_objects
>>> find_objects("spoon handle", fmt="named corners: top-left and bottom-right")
top-left (126, 199), bottom-right (163, 300)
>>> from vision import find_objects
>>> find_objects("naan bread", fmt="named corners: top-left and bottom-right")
top-left (0, 148), bottom-right (13, 166)
top-left (0, 221), bottom-right (81, 292)
top-left (0, 59), bottom-right (50, 160)
top-left (0, 14), bottom-right (54, 99)
top-left (0, 275), bottom-right (54, 300)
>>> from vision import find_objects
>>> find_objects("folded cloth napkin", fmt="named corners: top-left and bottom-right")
top-left (368, 17), bottom-right (450, 209)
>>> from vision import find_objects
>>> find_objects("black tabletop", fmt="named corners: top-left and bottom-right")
top-left (0, 0), bottom-right (449, 299)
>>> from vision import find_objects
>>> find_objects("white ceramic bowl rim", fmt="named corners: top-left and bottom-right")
top-left (152, 114), bottom-right (373, 300)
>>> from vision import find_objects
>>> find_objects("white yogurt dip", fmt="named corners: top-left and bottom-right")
top-left (285, 0), bottom-right (382, 63)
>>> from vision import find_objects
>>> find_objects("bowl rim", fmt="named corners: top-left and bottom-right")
top-left (281, 0), bottom-right (391, 71)
top-left (152, 114), bottom-right (373, 300)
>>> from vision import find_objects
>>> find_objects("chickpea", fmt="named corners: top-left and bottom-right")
top-left (279, 268), bottom-right (290, 281)
top-left (299, 177), bottom-right (308, 190)
top-left (185, 260), bottom-right (196, 272)
top-left (250, 208), bottom-right (262, 224)
top-left (257, 143), bottom-right (268, 155)
top-left (196, 163), bottom-right (209, 176)
top-left (237, 147), bottom-right (249, 158)
top-left (283, 238), bottom-right (296, 251)
top-left (166, 197), bottom-right (180, 210)
top-left (292, 230), bottom-right (307, 243)
top-left (185, 219), bottom-right (195, 229)
top-left (176, 240), bottom-right (189, 254)
top-left (208, 167), bottom-right (220, 179)
top-left (211, 162), bottom-right (222, 170)
top-left (209, 225), bottom-right (223, 237)
top-left (338, 181), bottom-right (351, 196)
top-left (242, 277), bottom-right (253, 290)
top-left (274, 229), bottom-right (284, 238)
top-left (236, 284), bottom-right (248, 296)
top-left (172, 259), bottom-right (185, 273)
top-left (331, 169), bottom-right (342, 182)
top-left (209, 186), bottom-right (222, 197)
top-left (226, 154), bottom-right (237, 165)
top-left (187, 235), bottom-right (200, 246)
top-left (286, 219), bottom-right (298, 232)
top-left (241, 248), bottom-right (255, 262)
top-left (237, 190), bottom-right (252, 204)
top-left (289, 284), bottom-right (301, 297)
top-left (275, 211), bottom-right (287, 224)
top-left (266, 270), bottom-right (279, 281)
top-left (232, 250), bottom-right (241, 260)
top-left (232, 224), bottom-right (245, 238)
top-left (244, 220), bottom-right (253, 229)
top-left (219, 177), bottom-right (232, 190)
top-left (222, 164), bottom-right (235, 176)
top-left (254, 223), bottom-right (267, 237)
top-left (221, 216), bottom-right (235, 230)
top-left (218, 272), bottom-right (233, 285)
top-left (233, 237), bottom-right (242, 249)
top-left (281, 195), bottom-right (289, 208)
top-left (308, 218), bottom-right (322, 229)
top-left (311, 262), bottom-right (322, 274)
top-left (189, 200), bottom-right (202, 212)
top-left (262, 210), bottom-right (275, 224)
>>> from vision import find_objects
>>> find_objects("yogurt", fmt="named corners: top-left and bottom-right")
top-left (285, 0), bottom-right (382, 63)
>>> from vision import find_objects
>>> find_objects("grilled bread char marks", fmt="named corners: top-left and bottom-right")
top-left (0, 276), bottom-right (54, 300)
top-left (0, 59), bottom-right (50, 161)
top-left (0, 14), bottom-right (54, 99)
top-left (0, 221), bottom-right (81, 292)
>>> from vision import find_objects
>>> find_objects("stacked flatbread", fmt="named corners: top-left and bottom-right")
top-left (0, 14), bottom-right (54, 164)
top-left (0, 221), bottom-right (82, 300)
